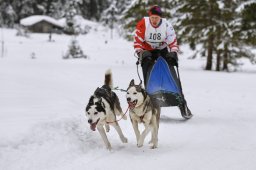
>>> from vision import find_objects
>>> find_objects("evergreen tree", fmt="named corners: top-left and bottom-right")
top-left (176, 0), bottom-right (220, 70)
top-left (64, 0), bottom-right (78, 35)
top-left (101, 0), bottom-right (133, 26)
top-left (15, 0), bottom-right (37, 21)
top-left (106, 0), bottom-right (132, 16)
top-left (214, 0), bottom-right (255, 71)
top-left (40, 0), bottom-right (65, 18)
top-left (78, 0), bottom-right (110, 21)
top-left (241, 2), bottom-right (256, 46)
top-left (217, 0), bottom-right (237, 71)
top-left (2, 3), bottom-right (17, 27)
top-left (176, 0), bottom-right (255, 71)
top-left (101, 3), bottom-right (118, 38)
top-left (0, 0), bottom-right (35, 24)
top-left (63, 37), bottom-right (87, 59)
top-left (0, 0), bottom-right (111, 26)
top-left (101, 3), bottom-right (118, 27)
top-left (121, 0), bottom-right (146, 40)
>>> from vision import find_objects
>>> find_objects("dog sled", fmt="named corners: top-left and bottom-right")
top-left (145, 56), bottom-right (193, 119)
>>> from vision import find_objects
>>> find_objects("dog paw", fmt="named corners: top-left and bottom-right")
top-left (121, 137), bottom-right (128, 143)
top-left (137, 141), bottom-right (143, 148)
top-left (106, 144), bottom-right (112, 150)
top-left (137, 138), bottom-right (144, 147)
top-left (105, 124), bottom-right (110, 132)
top-left (150, 145), bottom-right (157, 149)
top-left (137, 143), bottom-right (143, 148)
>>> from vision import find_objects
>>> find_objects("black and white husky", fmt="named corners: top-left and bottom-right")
top-left (126, 79), bottom-right (160, 149)
top-left (85, 69), bottom-right (128, 150)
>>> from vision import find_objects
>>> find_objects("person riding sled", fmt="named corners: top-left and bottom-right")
top-left (133, 5), bottom-right (193, 119)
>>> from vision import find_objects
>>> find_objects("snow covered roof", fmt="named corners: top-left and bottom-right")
top-left (20, 15), bottom-right (64, 28)
top-left (58, 15), bottom-right (99, 28)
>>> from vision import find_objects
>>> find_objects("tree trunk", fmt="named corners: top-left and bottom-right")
top-left (205, 34), bottom-right (214, 70)
top-left (222, 44), bottom-right (229, 71)
top-left (215, 24), bottom-right (222, 71)
top-left (216, 50), bottom-right (221, 71)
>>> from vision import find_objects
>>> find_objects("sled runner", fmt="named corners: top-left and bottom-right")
top-left (146, 56), bottom-right (193, 119)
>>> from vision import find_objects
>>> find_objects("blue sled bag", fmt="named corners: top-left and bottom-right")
top-left (146, 57), bottom-right (184, 107)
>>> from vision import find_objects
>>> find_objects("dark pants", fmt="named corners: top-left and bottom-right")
top-left (141, 48), bottom-right (179, 87)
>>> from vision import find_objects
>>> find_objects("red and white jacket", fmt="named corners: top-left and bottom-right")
top-left (134, 17), bottom-right (179, 53)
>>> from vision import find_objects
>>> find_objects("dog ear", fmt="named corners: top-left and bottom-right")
top-left (129, 79), bottom-right (135, 87)
top-left (137, 85), bottom-right (143, 93)
top-left (139, 81), bottom-right (142, 87)
top-left (88, 96), bottom-right (94, 104)
top-left (98, 97), bottom-right (105, 108)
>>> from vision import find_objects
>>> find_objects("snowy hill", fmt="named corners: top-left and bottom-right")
top-left (0, 27), bottom-right (256, 170)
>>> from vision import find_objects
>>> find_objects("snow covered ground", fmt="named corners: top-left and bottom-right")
top-left (0, 27), bottom-right (256, 170)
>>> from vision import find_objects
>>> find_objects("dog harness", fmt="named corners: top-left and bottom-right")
top-left (94, 85), bottom-right (115, 111)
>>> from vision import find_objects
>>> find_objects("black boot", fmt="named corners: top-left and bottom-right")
top-left (179, 103), bottom-right (193, 119)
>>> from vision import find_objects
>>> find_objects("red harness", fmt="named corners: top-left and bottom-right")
top-left (106, 106), bottom-right (130, 124)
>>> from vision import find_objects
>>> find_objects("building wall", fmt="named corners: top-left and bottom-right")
top-left (27, 21), bottom-right (62, 33)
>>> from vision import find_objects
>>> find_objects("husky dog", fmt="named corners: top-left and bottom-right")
top-left (85, 70), bottom-right (128, 150)
top-left (126, 79), bottom-right (160, 149)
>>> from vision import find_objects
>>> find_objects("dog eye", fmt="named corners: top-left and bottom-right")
top-left (87, 112), bottom-right (90, 115)
top-left (133, 92), bottom-right (137, 95)
top-left (94, 112), bottom-right (98, 115)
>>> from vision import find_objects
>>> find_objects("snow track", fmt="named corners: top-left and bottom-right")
top-left (1, 28), bottom-right (256, 170)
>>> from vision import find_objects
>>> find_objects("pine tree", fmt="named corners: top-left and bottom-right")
top-left (175, 0), bottom-right (255, 71)
top-left (102, 0), bottom-right (133, 26)
top-left (78, 0), bottom-right (110, 21)
top-left (42, 0), bottom-right (64, 18)
top-left (64, 0), bottom-right (78, 35)
top-left (121, 0), bottom-right (146, 40)
top-left (63, 37), bottom-right (87, 59)
top-left (101, 3), bottom-right (118, 39)
top-left (1, 0), bottom-right (111, 27)
top-left (0, 0), bottom-right (55, 24)
top-left (101, 3), bottom-right (118, 28)
top-left (2, 3), bottom-right (17, 28)
top-left (15, 0), bottom-right (37, 21)
top-left (176, 0), bottom-right (221, 70)
top-left (214, 0), bottom-right (255, 71)
top-left (218, 0), bottom-right (236, 71)
top-left (241, 2), bottom-right (256, 46)
top-left (240, 2), bottom-right (256, 64)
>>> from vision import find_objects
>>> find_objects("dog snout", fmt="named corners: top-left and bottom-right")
top-left (88, 119), bottom-right (92, 124)
top-left (127, 97), bottom-right (131, 102)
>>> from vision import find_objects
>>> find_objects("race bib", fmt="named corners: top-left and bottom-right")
top-left (144, 17), bottom-right (167, 49)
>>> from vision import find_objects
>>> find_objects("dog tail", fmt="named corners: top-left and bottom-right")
top-left (104, 69), bottom-right (113, 89)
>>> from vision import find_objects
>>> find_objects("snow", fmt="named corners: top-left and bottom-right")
top-left (20, 15), bottom-right (64, 28)
top-left (216, 1), bottom-right (224, 9)
top-left (236, 0), bottom-right (256, 12)
top-left (58, 15), bottom-right (99, 29)
top-left (0, 26), bottom-right (256, 170)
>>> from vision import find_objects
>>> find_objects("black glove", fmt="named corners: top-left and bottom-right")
top-left (137, 50), bottom-right (152, 64)
top-left (166, 52), bottom-right (178, 66)
top-left (136, 50), bottom-right (144, 63)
